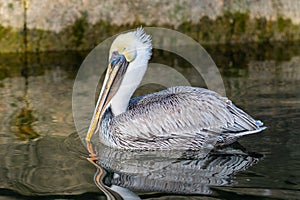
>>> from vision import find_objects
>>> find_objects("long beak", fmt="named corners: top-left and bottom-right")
top-left (85, 52), bottom-right (129, 141)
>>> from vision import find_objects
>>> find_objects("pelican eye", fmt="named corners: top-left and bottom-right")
top-left (109, 51), bottom-right (126, 67)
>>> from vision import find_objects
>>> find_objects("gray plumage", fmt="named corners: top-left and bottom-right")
top-left (100, 86), bottom-right (265, 150)
top-left (86, 28), bottom-right (265, 149)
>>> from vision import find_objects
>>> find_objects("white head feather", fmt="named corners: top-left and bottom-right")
top-left (109, 28), bottom-right (152, 116)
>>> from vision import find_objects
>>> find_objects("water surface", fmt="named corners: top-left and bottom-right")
top-left (0, 42), bottom-right (299, 199)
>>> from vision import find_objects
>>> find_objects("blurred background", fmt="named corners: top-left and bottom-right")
top-left (0, 0), bottom-right (300, 52)
top-left (0, 0), bottom-right (299, 199)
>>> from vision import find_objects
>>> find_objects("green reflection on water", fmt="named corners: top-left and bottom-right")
top-left (12, 108), bottom-right (40, 140)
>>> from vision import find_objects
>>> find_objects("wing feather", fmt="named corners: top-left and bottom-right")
top-left (109, 86), bottom-right (263, 146)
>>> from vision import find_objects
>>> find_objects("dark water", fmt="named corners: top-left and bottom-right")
top-left (0, 41), bottom-right (299, 199)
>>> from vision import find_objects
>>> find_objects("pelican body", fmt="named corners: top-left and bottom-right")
top-left (86, 28), bottom-right (265, 150)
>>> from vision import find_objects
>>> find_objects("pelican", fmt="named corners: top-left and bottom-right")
top-left (85, 28), bottom-right (266, 150)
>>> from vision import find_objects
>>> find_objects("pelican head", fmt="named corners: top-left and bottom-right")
top-left (86, 28), bottom-right (152, 141)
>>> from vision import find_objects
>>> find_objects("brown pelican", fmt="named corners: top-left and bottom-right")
top-left (85, 28), bottom-right (266, 150)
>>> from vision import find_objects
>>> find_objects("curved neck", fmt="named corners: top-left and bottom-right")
top-left (109, 57), bottom-right (148, 116)
top-left (100, 107), bottom-right (115, 146)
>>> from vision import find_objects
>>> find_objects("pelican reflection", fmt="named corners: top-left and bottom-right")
top-left (87, 142), bottom-right (262, 199)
